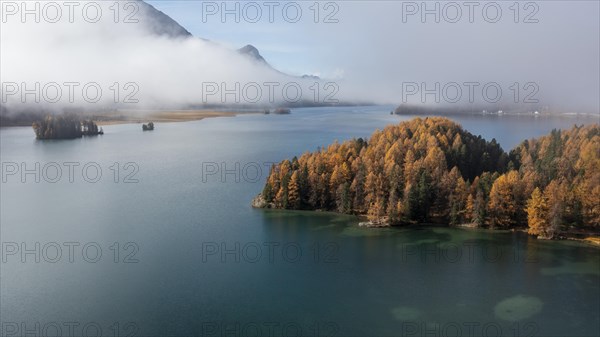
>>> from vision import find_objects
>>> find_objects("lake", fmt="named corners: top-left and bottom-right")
top-left (1, 106), bottom-right (599, 336)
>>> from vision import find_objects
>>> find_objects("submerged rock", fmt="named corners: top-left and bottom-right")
top-left (494, 295), bottom-right (543, 322)
top-left (391, 306), bottom-right (422, 321)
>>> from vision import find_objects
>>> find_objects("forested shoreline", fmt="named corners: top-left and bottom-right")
top-left (253, 117), bottom-right (599, 239)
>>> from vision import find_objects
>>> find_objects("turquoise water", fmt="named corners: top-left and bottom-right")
top-left (1, 106), bottom-right (598, 336)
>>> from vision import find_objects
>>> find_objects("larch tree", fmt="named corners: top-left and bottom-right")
top-left (526, 187), bottom-right (549, 236)
top-left (287, 171), bottom-right (301, 209)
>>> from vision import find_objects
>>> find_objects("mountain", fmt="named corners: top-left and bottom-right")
top-left (138, 1), bottom-right (322, 81)
top-left (238, 45), bottom-right (268, 64)
top-left (301, 74), bottom-right (321, 80)
top-left (137, 0), bottom-right (192, 38)
top-left (236, 45), bottom-right (321, 81)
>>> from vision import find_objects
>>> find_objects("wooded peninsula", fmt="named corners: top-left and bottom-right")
top-left (253, 117), bottom-right (600, 240)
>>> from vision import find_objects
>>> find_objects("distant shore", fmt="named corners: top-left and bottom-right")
top-left (0, 109), bottom-right (261, 127)
top-left (94, 110), bottom-right (254, 126)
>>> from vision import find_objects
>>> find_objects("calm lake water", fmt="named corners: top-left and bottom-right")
top-left (1, 106), bottom-right (599, 336)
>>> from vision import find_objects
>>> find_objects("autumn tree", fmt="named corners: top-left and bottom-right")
top-left (526, 187), bottom-right (549, 236)
top-left (288, 171), bottom-right (301, 209)
top-left (487, 171), bottom-right (521, 228)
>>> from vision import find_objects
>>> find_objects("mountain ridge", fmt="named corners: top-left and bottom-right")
top-left (137, 0), bottom-right (192, 38)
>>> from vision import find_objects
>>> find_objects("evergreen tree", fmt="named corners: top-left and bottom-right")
top-left (336, 182), bottom-right (352, 214)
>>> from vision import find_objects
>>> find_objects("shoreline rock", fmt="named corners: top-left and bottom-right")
top-left (358, 221), bottom-right (391, 228)
top-left (358, 217), bottom-right (391, 228)
top-left (251, 194), bottom-right (275, 209)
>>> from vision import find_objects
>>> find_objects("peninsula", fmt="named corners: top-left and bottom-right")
top-left (253, 117), bottom-right (599, 240)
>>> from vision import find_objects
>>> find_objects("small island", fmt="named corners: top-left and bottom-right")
top-left (142, 122), bottom-right (155, 131)
top-left (273, 108), bottom-right (291, 114)
top-left (253, 117), bottom-right (599, 241)
top-left (32, 114), bottom-right (103, 140)
top-left (262, 108), bottom-right (291, 115)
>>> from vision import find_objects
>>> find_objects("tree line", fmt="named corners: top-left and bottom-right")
top-left (256, 117), bottom-right (599, 238)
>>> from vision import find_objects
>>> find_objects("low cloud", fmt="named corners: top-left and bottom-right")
top-left (1, 1), bottom-right (599, 114)
top-left (0, 0), bottom-right (333, 113)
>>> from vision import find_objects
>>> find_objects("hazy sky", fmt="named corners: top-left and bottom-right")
top-left (148, 0), bottom-right (600, 112)
top-left (148, 2), bottom-right (599, 72)
top-left (2, 0), bottom-right (599, 112)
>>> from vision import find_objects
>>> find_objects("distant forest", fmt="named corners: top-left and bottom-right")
top-left (255, 117), bottom-right (599, 238)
